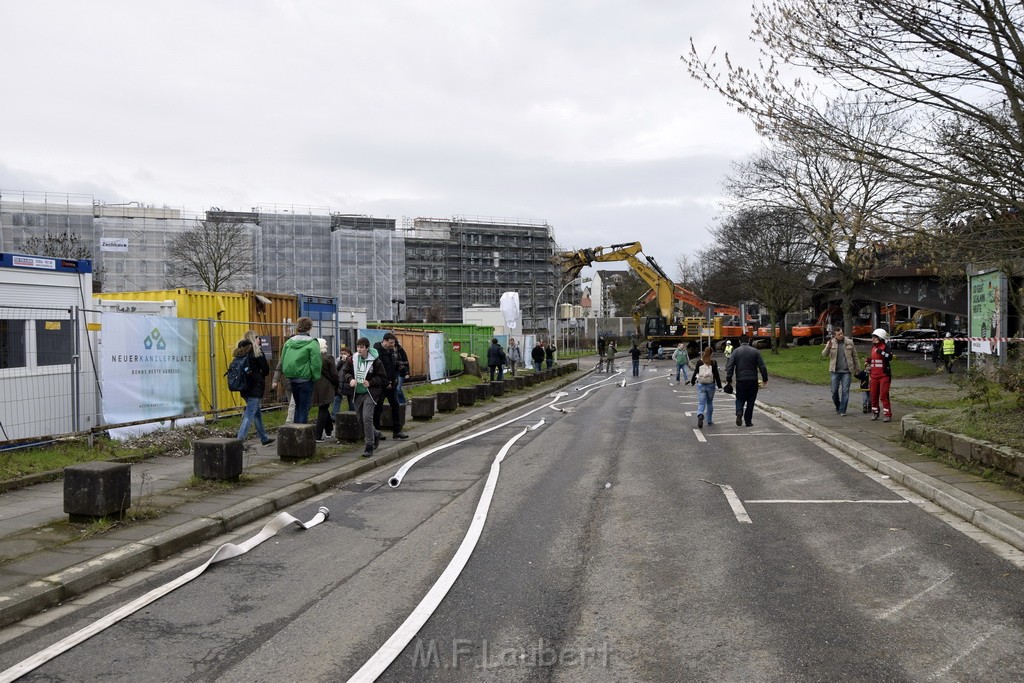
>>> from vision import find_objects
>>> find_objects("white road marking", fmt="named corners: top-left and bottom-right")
top-left (720, 484), bottom-right (752, 523)
top-left (879, 573), bottom-right (953, 620)
top-left (703, 432), bottom-right (804, 437)
top-left (927, 626), bottom-right (1004, 681)
top-left (693, 428), bottom-right (707, 443)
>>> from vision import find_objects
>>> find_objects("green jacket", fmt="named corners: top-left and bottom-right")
top-left (281, 335), bottom-right (322, 381)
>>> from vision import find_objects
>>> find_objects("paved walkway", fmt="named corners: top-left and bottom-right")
top-left (1, 356), bottom-right (1022, 634)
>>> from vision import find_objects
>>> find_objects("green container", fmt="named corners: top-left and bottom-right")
top-left (369, 322), bottom-right (495, 374)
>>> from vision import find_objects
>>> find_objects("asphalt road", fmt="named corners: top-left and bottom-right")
top-left (3, 367), bottom-right (1023, 682)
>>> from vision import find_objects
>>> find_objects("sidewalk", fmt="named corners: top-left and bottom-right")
top-left (2, 357), bottom-right (1023, 633)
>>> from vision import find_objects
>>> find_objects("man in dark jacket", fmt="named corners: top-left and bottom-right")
top-left (531, 340), bottom-right (545, 372)
top-left (724, 334), bottom-right (768, 427)
top-left (372, 332), bottom-right (409, 440)
top-left (234, 331), bottom-right (274, 446)
top-left (487, 338), bottom-right (506, 381)
top-left (342, 337), bottom-right (386, 457)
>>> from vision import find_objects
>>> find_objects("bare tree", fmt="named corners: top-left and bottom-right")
top-left (723, 103), bottom-right (916, 333)
top-left (23, 231), bottom-right (105, 290)
top-left (166, 219), bottom-right (255, 292)
top-left (684, 0), bottom-right (1024, 258)
top-left (703, 208), bottom-right (822, 352)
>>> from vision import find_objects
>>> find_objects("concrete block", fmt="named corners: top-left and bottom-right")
top-left (475, 383), bottom-right (491, 400)
top-left (381, 402), bottom-right (407, 429)
top-left (457, 387), bottom-right (476, 407)
top-left (63, 461), bottom-right (131, 521)
top-left (490, 380), bottom-right (506, 396)
top-left (411, 396), bottom-right (435, 420)
top-left (335, 411), bottom-right (362, 442)
top-left (193, 437), bottom-right (244, 481)
top-left (952, 435), bottom-right (974, 461)
top-left (277, 423), bottom-right (317, 460)
top-left (436, 391), bottom-right (459, 413)
top-left (931, 429), bottom-right (954, 454)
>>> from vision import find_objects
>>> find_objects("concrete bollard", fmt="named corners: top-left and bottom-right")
top-left (193, 437), bottom-right (244, 481)
top-left (381, 403), bottom-right (407, 430)
top-left (335, 411), bottom-right (362, 442)
top-left (457, 386), bottom-right (476, 407)
top-left (436, 391), bottom-right (459, 413)
top-left (411, 396), bottom-right (435, 420)
top-left (64, 461), bottom-right (131, 522)
top-left (277, 423), bottom-right (318, 460)
top-left (490, 380), bottom-right (506, 396)
top-left (475, 382), bottom-right (491, 401)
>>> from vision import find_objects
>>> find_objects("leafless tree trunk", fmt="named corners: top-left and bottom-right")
top-left (166, 219), bottom-right (255, 292)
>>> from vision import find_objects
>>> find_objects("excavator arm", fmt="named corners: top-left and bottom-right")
top-left (553, 242), bottom-right (675, 319)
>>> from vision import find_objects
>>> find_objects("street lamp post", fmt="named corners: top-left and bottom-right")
top-left (391, 298), bottom-right (405, 322)
top-left (554, 278), bottom-right (587, 353)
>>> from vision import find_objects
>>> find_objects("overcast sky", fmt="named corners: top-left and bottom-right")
top-left (0, 1), bottom-right (762, 276)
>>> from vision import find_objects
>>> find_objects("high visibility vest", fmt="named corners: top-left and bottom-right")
top-left (943, 338), bottom-right (955, 355)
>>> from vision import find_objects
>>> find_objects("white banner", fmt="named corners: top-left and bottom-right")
top-left (101, 313), bottom-right (200, 437)
top-left (427, 332), bottom-right (446, 380)
top-left (99, 237), bottom-right (129, 252)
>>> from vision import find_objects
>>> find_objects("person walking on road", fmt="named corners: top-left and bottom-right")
top-left (606, 340), bottom-right (617, 372)
top-left (822, 327), bottom-right (859, 416)
top-left (723, 340), bottom-right (733, 360)
top-left (629, 341), bottom-right (642, 376)
top-left (867, 328), bottom-right (894, 422)
top-left (342, 337), bottom-right (386, 457)
top-left (673, 343), bottom-right (690, 383)
top-left (234, 330), bottom-right (274, 445)
top-left (725, 334), bottom-right (768, 427)
top-left (690, 345), bottom-right (722, 428)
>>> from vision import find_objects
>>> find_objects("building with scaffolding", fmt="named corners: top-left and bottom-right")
top-left (403, 216), bottom-right (558, 329)
top-left (1, 192), bottom-right (558, 327)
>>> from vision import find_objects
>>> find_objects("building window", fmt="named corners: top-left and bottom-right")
top-left (0, 320), bottom-right (27, 368)
top-left (35, 319), bottom-right (73, 366)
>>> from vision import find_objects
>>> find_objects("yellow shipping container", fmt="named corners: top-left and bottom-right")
top-left (100, 289), bottom-right (297, 414)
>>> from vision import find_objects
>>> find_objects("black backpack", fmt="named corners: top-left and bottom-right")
top-left (225, 355), bottom-right (252, 391)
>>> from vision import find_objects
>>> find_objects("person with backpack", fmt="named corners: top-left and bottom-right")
top-left (487, 338), bottom-right (506, 381)
top-left (232, 330), bottom-right (274, 445)
top-left (673, 343), bottom-right (690, 383)
top-left (689, 345), bottom-right (722, 429)
top-left (279, 317), bottom-right (321, 424)
top-left (312, 338), bottom-right (339, 442)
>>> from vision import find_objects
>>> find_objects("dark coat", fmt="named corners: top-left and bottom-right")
top-left (342, 353), bottom-right (387, 402)
top-left (531, 344), bottom-right (545, 363)
top-left (312, 353), bottom-right (339, 406)
top-left (487, 342), bottom-right (506, 367)
top-left (373, 341), bottom-right (399, 383)
top-left (395, 342), bottom-right (410, 378)
top-left (234, 341), bottom-right (270, 400)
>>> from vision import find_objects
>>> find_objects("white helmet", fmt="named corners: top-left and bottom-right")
top-left (871, 328), bottom-right (888, 340)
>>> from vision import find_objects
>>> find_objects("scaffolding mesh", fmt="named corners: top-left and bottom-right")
top-left (332, 227), bottom-right (405, 320)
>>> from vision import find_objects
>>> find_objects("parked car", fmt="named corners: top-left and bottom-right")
top-left (890, 329), bottom-right (937, 350)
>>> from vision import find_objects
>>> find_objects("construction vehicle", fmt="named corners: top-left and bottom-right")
top-left (792, 305), bottom-right (875, 344)
top-left (554, 242), bottom-right (756, 346)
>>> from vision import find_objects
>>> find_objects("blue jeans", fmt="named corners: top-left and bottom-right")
top-left (396, 375), bottom-right (407, 404)
top-left (290, 379), bottom-right (313, 424)
top-left (696, 383), bottom-right (717, 423)
top-left (237, 396), bottom-right (269, 442)
top-left (534, 361), bottom-right (543, 372)
top-left (830, 371), bottom-right (852, 414)
top-left (546, 358), bottom-right (553, 369)
top-left (632, 358), bottom-right (640, 376)
top-left (676, 364), bottom-right (689, 382)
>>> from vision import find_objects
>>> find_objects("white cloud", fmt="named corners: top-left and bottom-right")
top-left (0, 0), bottom-right (763, 269)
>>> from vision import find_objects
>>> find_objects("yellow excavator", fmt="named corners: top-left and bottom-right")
top-left (553, 242), bottom-right (730, 343)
